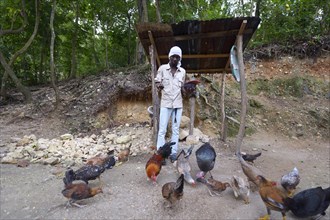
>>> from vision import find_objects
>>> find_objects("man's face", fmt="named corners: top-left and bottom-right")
top-left (169, 55), bottom-right (180, 67)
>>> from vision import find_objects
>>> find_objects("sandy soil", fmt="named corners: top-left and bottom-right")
top-left (0, 130), bottom-right (329, 220)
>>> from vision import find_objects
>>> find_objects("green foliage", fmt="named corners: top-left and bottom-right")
top-left (1, 0), bottom-right (329, 89)
top-left (248, 76), bottom-right (329, 98)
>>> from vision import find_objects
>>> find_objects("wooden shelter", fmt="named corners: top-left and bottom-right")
top-left (136, 17), bottom-right (261, 150)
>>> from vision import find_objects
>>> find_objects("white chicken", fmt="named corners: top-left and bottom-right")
top-left (230, 175), bottom-right (250, 204)
top-left (281, 167), bottom-right (300, 197)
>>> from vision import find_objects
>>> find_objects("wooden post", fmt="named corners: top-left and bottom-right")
top-left (150, 45), bottom-right (160, 145)
top-left (220, 73), bottom-right (226, 141)
top-left (235, 34), bottom-right (248, 155)
top-left (189, 96), bottom-right (195, 135)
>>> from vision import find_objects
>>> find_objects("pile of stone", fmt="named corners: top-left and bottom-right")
top-left (1, 116), bottom-right (210, 167)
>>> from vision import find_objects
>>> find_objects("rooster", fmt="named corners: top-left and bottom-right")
top-left (257, 175), bottom-right (288, 220)
top-left (176, 146), bottom-right (195, 186)
top-left (62, 182), bottom-right (103, 208)
top-left (197, 176), bottom-right (230, 196)
top-left (195, 142), bottom-right (216, 179)
top-left (281, 167), bottom-right (300, 197)
top-left (145, 141), bottom-right (175, 183)
top-left (162, 174), bottom-right (184, 207)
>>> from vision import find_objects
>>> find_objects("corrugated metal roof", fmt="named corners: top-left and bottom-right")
top-left (136, 17), bottom-right (261, 74)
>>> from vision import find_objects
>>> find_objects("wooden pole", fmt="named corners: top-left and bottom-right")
top-left (150, 45), bottom-right (160, 145)
top-left (189, 96), bottom-right (195, 135)
top-left (235, 34), bottom-right (248, 155)
top-left (220, 73), bottom-right (226, 141)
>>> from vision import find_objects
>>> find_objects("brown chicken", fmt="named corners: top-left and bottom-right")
top-left (197, 176), bottom-right (230, 196)
top-left (237, 152), bottom-right (264, 189)
top-left (162, 174), bottom-right (184, 207)
top-left (257, 175), bottom-right (288, 220)
top-left (117, 144), bottom-right (132, 163)
top-left (146, 141), bottom-right (175, 183)
top-left (62, 182), bottom-right (103, 208)
top-left (85, 150), bottom-right (117, 169)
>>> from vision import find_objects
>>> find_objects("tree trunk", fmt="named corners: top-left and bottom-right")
top-left (0, 0), bottom-right (40, 102)
top-left (136, 0), bottom-right (148, 65)
top-left (255, 0), bottom-right (261, 17)
top-left (69, 1), bottom-right (79, 79)
top-left (0, 51), bottom-right (32, 102)
top-left (127, 12), bottom-right (131, 65)
top-left (155, 0), bottom-right (162, 22)
top-left (50, 0), bottom-right (60, 109)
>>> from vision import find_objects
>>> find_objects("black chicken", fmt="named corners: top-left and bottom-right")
top-left (63, 164), bottom-right (105, 185)
top-left (242, 152), bottom-right (261, 163)
top-left (284, 186), bottom-right (330, 218)
top-left (183, 80), bottom-right (200, 98)
top-left (195, 142), bottom-right (216, 178)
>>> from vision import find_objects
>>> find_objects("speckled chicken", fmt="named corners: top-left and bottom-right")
top-left (257, 175), bottom-right (288, 220)
top-left (230, 175), bottom-right (250, 204)
top-left (237, 152), bottom-right (264, 189)
top-left (176, 146), bottom-right (195, 186)
top-left (162, 174), bottom-right (184, 207)
top-left (284, 186), bottom-right (330, 218)
top-left (195, 142), bottom-right (216, 178)
top-left (197, 176), bottom-right (230, 196)
top-left (281, 167), bottom-right (300, 197)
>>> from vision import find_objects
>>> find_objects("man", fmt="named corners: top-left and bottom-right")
top-left (155, 46), bottom-right (186, 163)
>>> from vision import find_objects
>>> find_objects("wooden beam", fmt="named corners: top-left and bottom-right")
top-left (148, 31), bottom-right (161, 67)
top-left (140, 28), bottom-right (254, 43)
top-left (159, 54), bottom-right (229, 59)
top-left (225, 20), bottom-right (247, 71)
top-left (186, 68), bottom-right (228, 73)
top-left (235, 34), bottom-right (248, 155)
top-left (149, 45), bottom-right (160, 145)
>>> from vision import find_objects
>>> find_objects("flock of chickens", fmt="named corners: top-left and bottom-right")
top-left (61, 141), bottom-right (330, 219)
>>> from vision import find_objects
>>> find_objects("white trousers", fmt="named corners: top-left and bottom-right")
top-left (156, 107), bottom-right (183, 155)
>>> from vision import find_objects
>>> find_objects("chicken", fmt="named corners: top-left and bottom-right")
top-left (230, 175), bottom-right (250, 204)
top-left (183, 80), bottom-right (200, 97)
top-left (197, 176), bottom-right (230, 196)
top-left (63, 164), bottom-right (105, 186)
top-left (242, 152), bottom-right (262, 163)
top-left (117, 143), bottom-right (132, 163)
top-left (85, 150), bottom-right (117, 169)
top-left (176, 146), bottom-right (195, 186)
top-left (283, 186), bottom-right (330, 218)
top-left (145, 141), bottom-right (175, 183)
top-left (281, 167), bottom-right (300, 197)
top-left (195, 142), bottom-right (216, 178)
top-left (62, 182), bottom-right (103, 208)
top-left (257, 175), bottom-right (288, 220)
top-left (237, 152), bottom-right (264, 190)
top-left (162, 174), bottom-right (184, 207)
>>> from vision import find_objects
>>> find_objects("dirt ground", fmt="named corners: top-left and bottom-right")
top-left (0, 56), bottom-right (330, 220)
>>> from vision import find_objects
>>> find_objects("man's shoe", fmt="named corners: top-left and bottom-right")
top-left (170, 154), bottom-right (177, 163)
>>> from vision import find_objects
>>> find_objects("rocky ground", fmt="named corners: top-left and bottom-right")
top-left (0, 55), bottom-right (329, 219)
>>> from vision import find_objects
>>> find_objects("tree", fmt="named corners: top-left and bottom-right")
top-left (0, 0), bottom-right (40, 102)
top-left (50, 0), bottom-right (60, 108)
